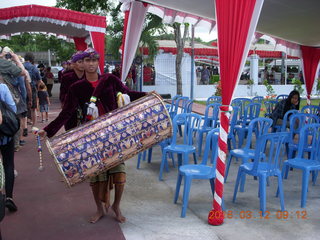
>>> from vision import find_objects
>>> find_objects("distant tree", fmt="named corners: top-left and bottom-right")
top-left (173, 23), bottom-right (189, 95)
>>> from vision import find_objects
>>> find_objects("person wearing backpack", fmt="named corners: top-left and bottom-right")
top-left (0, 83), bottom-right (18, 212)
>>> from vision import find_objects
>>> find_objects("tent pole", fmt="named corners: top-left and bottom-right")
top-left (190, 25), bottom-right (195, 100)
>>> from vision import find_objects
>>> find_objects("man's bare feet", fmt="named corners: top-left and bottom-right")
top-left (111, 205), bottom-right (126, 223)
top-left (89, 211), bottom-right (104, 224)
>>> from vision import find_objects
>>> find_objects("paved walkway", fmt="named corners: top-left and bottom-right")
top-left (1, 95), bottom-right (125, 240)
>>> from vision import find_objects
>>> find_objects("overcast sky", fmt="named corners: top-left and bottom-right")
top-left (0, 0), bottom-right (215, 42)
top-left (0, 0), bottom-right (56, 8)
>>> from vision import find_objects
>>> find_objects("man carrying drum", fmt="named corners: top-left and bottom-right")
top-left (39, 48), bottom-right (146, 223)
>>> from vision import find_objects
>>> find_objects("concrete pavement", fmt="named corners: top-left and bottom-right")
top-left (2, 83), bottom-right (319, 240)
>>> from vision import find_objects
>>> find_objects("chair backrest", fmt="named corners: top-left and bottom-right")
top-left (242, 102), bottom-right (261, 125)
top-left (172, 113), bottom-right (202, 145)
top-left (170, 96), bottom-right (189, 119)
top-left (201, 128), bottom-right (219, 167)
top-left (244, 117), bottom-right (273, 149)
top-left (231, 98), bottom-right (252, 120)
top-left (295, 124), bottom-right (320, 160)
top-left (252, 132), bottom-right (289, 175)
top-left (280, 109), bottom-right (299, 132)
top-left (229, 106), bottom-right (240, 135)
top-left (182, 99), bottom-right (193, 114)
top-left (301, 105), bottom-right (320, 115)
top-left (264, 100), bottom-right (278, 117)
top-left (252, 96), bottom-right (264, 103)
top-left (206, 96), bottom-right (222, 105)
top-left (168, 95), bottom-right (182, 112)
top-left (276, 94), bottom-right (289, 101)
top-left (203, 103), bottom-right (221, 128)
top-left (288, 113), bottom-right (320, 145)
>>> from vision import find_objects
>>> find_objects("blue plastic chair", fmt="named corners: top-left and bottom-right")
top-left (231, 98), bottom-right (252, 124)
top-left (174, 128), bottom-right (219, 217)
top-left (159, 113), bottom-right (202, 181)
top-left (206, 96), bottom-right (222, 105)
top-left (287, 113), bottom-right (320, 159)
top-left (272, 109), bottom-right (299, 132)
top-left (301, 105), bottom-right (320, 115)
top-left (234, 102), bottom-right (262, 147)
top-left (197, 103), bottom-right (221, 156)
top-left (169, 96), bottom-right (189, 120)
top-left (228, 106), bottom-right (240, 151)
top-left (276, 94), bottom-right (289, 101)
top-left (264, 100), bottom-right (278, 118)
top-left (282, 124), bottom-right (320, 208)
top-left (252, 96), bottom-right (264, 104)
top-left (225, 118), bottom-right (273, 189)
top-left (177, 99), bottom-right (194, 136)
top-left (136, 138), bottom-right (175, 169)
top-left (233, 132), bottom-right (289, 216)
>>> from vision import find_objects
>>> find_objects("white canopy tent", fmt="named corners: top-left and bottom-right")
top-left (119, 0), bottom-right (320, 225)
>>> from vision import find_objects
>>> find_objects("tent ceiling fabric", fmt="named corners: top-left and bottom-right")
top-left (0, 5), bottom-right (106, 38)
top-left (141, 0), bottom-right (320, 47)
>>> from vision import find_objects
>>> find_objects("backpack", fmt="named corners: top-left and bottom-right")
top-left (0, 100), bottom-right (20, 137)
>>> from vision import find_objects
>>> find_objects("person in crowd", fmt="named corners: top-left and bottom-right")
top-left (200, 65), bottom-right (210, 85)
top-left (59, 51), bottom-right (85, 131)
top-left (23, 52), bottom-right (41, 131)
top-left (0, 47), bottom-right (28, 152)
top-left (45, 67), bottom-right (54, 97)
top-left (38, 63), bottom-right (47, 85)
top-left (270, 90), bottom-right (300, 128)
top-left (58, 61), bottom-right (67, 83)
top-left (112, 64), bottom-right (121, 78)
top-left (38, 48), bottom-right (146, 223)
top-left (0, 83), bottom-right (18, 212)
top-left (37, 83), bottom-right (50, 122)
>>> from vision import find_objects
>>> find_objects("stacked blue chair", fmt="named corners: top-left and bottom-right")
top-left (287, 113), bottom-right (319, 159)
top-left (227, 106), bottom-right (240, 151)
top-left (231, 98), bottom-right (252, 124)
top-left (159, 113), bottom-right (202, 181)
top-left (276, 94), bottom-right (289, 101)
top-left (225, 118), bottom-right (273, 189)
top-left (272, 109), bottom-right (299, 132)
top-left (301, 105), bottom-right (320, 115)
top-left (233, 132), bottom-right (289, 216)
top-left (197, 103), bottom-right (221, 156)
top-left (177, 99), bottom-right (194, 136)
top-left (206, 96), bottom-right (222, 105)
top-left (252, 96), bottom-right (264, 104)
top-left (174, 128), bottom-right (219, 217)
top-left (264, 100), bottom-right (278, 118)
top-left (282, 124), bottom-right (320, 207)
top-left (234, 102), bottom-right (261, 147)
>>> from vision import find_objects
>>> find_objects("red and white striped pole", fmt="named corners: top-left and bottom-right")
top-left (208, 105), bottom-right (232, 225)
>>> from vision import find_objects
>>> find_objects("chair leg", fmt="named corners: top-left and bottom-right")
top-left (283, 163), bottom-right (290, 179)
top-left (277, 175), bottom-right (285, 211)
top-left (147, 147), bottom-right (153, 163)
top-left (170, 152), bottom-right (176, 168)
top-left (233, 168), bottom-right (242, 202)
top-left (240, 172), bottom-right (247, 192)
top-left (193, 152), bottom-right (197, 165)
top-left (301, 170), bottom-right (310, 208)
top-left (177, 154), bottom-right (182, 166)
top-left (198, 131), bottom-right (203, 157)
top-left (312, 170), bottom-right (318, 185)
top-left (259, 175), bottom-right (267, 216)
top-left (159, 150), bottom-right (168, 181)
top-left (137, 153), bottom-right (142, 169)
top-left (142, 150), bottom-right (147, 161)
top-left (224, 153), bottom-right (233, 183)
top-left (181, 176), bottom-right (192, 218)
top-left (174, 173), bottom-right (183, 204)
top-left (209, 178), bottom-right (215, 197)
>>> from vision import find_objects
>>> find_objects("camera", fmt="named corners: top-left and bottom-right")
top-left (5, 53), bottom-right (12, 59)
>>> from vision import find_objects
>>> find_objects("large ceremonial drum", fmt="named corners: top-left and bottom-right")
top-left (46, 92), bottom-right (172, 187)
